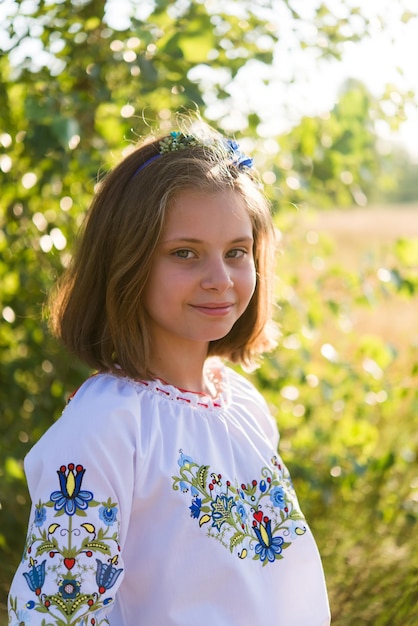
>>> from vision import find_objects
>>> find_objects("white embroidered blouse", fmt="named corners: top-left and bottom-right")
top-left (8, 361), bottom-right (330, 626)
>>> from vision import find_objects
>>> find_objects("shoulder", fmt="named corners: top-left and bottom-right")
top-left (223, 365), bottom-right (279, 447)
top-left (224, 366), bottom-right (267, 408)
top-left (59, 373), bottom-right (142, 430)
top-left (26, 373), bottom-right (148, 462)
top-left (24, 373), bottom-right (154, 497)
top-left (68, 371), bottom-right (142, 413)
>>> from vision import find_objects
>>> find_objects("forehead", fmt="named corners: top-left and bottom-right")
top-left (162, 189), bottom-right (253, 238)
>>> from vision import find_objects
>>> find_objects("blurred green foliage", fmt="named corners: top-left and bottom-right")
top-left (1, 0), bottom-right (418, 623)
top-left (262, 209), bottom-right (418, 623)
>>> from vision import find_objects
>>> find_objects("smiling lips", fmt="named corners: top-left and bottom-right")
top-left (190, 302), bottom-right (234, 316)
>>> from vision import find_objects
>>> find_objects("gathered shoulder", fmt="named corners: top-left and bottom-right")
top-left (60, 372), bottom-right (143, 434)
top-left (223, 365), bottom-right (280, 448)
top-left (223, 365), bottom-right (268, 409)
top-left (68, 371), bottom-right (142, 407)
top-left (24, 372), bottom-right (149, 471)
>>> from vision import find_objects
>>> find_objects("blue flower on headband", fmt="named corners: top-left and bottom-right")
top-left (160, 133), bottom-right (253, 169)
top-left (225, 139), bottom-right (254, 169)
top-left (133, 132), bottom-right (253, 178)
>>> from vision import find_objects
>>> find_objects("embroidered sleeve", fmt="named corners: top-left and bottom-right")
top-left (8, 375), bottom-right (140, 626)
top-left (8, 463), bottom-right (122, 625)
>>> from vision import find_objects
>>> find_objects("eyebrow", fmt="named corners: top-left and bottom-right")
top-left (161, 236), bottom-right (254, 245)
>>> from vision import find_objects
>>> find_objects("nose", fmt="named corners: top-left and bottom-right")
top-left (200, 257), bottom-right (234, 293)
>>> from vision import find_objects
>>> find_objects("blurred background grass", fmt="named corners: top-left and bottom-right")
top-left (276, 204), bottom-right (418, 624)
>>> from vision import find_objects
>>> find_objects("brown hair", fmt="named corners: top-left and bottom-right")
top-left (49, 125), bottom-right (278, 378)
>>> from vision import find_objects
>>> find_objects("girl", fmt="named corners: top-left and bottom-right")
top-left (8, 121), bottom-right (330, 625)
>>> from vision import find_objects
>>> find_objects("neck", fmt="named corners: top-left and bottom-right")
top-left (147, 344), bottom-right (212, 395)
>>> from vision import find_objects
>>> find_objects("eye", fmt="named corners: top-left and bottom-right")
top-left (173, 249), bottom-right (195, 259)
top-left (226, 248), bottom-right (247, 259)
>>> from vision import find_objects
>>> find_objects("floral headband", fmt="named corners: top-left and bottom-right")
top-left (134, 131), bottom-right (253, 176)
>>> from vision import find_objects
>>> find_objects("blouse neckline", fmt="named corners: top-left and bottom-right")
top-left (133, 358), bottom-right (228, 410)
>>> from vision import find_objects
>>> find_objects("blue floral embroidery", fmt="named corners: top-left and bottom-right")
top-left (50, 463), bottom-right (94, 515)
top-left (236, 501), bottom-right (247, 523)
top-left (254, 518), bottom-right (285, 563)
top-left (8, 463), bottom-right (122, 626)
top-left (190, 497), bottom-right (202, 519)
top-left (211, 494), bottom-right (236, 530)
top-left (59, 578), bottom-right (80, 599)
top-left (178, 451), bottom-right (194, 467)
top-left (99, 504), bottom-right (118, 526)
top-left (34, 505), bottom-right (46, 527)
top-left (172, 451), bottom-right (307, 566)
top-left (16, 608), bottom-right (31, 623)
top-left (23, 558), bottom-right (46, 595)
top-left (96, 557), bottom-right (123, 593)
top-left (270, 485), bottom-right (286, 508)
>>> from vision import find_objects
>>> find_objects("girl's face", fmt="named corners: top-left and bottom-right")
top-left (143, 189), bottom-right (256, 357)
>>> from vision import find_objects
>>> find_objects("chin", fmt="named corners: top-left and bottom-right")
top-left (205, 330), bottom-right (234, 343)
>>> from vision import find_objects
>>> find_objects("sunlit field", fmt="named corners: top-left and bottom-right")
top-left (278, 203), bottom-right (418, 377)
top-left (271, 203), bottom-right (418, 624)
top-left (300, 204), bottom-right (418, 345)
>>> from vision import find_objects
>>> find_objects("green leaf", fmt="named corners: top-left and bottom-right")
top-left (229, 531), bottom-right (245, 552)
top-left (197, 465), bottom-right (209, 490)
top-left (84, 541), bottom-right (110, 555)
top-left (36, 541), bottom-right (57, 556)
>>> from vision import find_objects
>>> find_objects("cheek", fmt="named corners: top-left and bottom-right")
top-left (142, 267), bottom-right (164, 312)
top-left (144, 262), bottom-right (187, 311)
top-left (249, 258), bottom-right (257, 288)
top-left (240, 263), bottom-right (257, 301)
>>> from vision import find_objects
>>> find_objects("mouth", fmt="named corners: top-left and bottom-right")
top-left (190, 303), bottom-right (235, 316)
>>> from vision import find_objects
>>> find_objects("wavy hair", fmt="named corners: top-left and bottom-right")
top-left (49, 124), bottom-right (278, 378)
